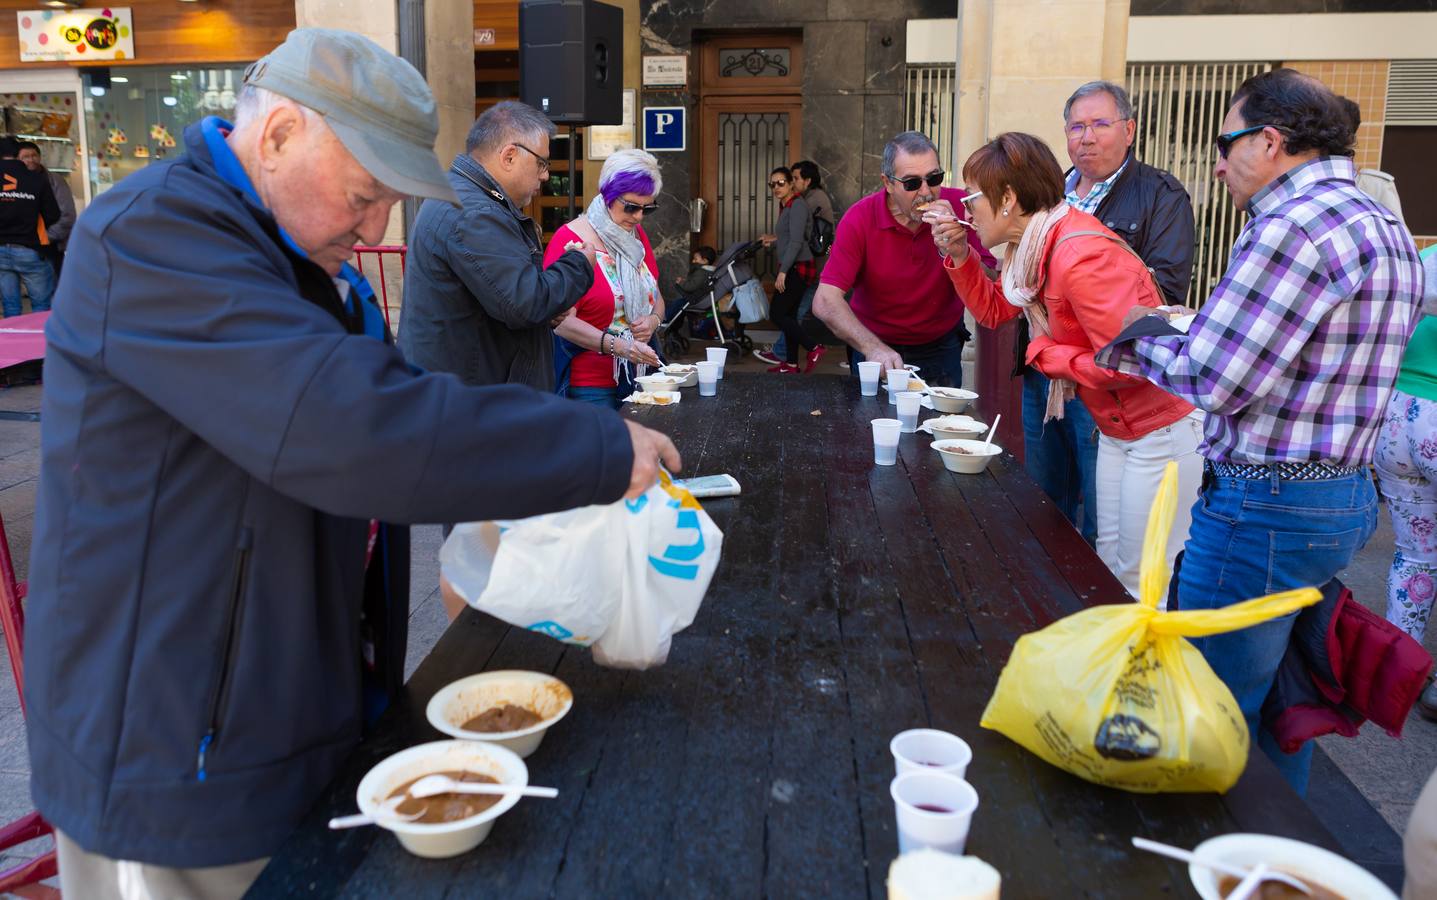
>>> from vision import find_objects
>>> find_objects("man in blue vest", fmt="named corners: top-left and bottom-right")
top-left (25, 29), bottom-right (678, 898)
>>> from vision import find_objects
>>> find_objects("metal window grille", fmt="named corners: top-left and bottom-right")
top-left (1387, 60), bottom-right (1437, 126)
top-left (905, 65), bottom-right (956, 186)
top-left (1127, 61), bottom-right (1272, 306)
top-left (716, 111), bottom-right (790, 279)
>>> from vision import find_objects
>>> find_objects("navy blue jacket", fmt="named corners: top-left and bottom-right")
top-left (24, 122), bottom-right (633, 866)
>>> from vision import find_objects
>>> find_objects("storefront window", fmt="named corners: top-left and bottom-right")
top-left (0, 90), bottom-right (83, 206)
top-left (82, 65), bottom-right (245, 194)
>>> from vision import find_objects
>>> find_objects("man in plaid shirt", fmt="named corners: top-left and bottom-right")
top-left (1099, 68), bottom-right (1424, 792)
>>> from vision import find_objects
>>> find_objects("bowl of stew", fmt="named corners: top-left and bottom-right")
top-left (1188, 833), bottom-right (1396, 900)
top-left (426, 670), bottom-right (574, 758)
top-left (356, 739), bottom-right (529, 858)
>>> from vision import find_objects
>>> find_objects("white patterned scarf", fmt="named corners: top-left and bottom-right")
top-left (1002, 203), bottom-right (1075, 421)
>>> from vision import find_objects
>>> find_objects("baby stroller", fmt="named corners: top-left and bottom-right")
top-left (660, 239), bottom-right (762, 361)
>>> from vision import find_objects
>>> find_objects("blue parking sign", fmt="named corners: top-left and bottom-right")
top-left (643, 107), bottom-right (686, 152)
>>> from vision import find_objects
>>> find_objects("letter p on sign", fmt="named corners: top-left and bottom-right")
top-left (643, 107), bottom-right (686, 152)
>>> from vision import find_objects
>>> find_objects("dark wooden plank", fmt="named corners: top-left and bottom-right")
top-left (253, 372), bottom-right (1397, 900)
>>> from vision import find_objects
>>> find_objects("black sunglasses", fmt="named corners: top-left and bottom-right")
top-left (1214, 124), bottom-right (1279, 160)
top-left (621, 200), bottom-right (660, 215)
top-left (768, 179), bottom-right (788, 189)
top-left (891, 171), bottom-right (945, 192)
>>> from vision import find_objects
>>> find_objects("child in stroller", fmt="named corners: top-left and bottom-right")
top-left (660, 239), bottom-right (761, 361)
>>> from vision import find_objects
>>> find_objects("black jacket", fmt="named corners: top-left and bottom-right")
top-left (399, 154), bottom-right (594, 390)
top-left (0, 158), bottom-right (60, 249)
top-left (1017, 153), bottom-right (1196, 375)
top-left (1066, 151), bottom-right (1195, 306)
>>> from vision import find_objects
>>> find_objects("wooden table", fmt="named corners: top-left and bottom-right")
top-left (251, 372), bottom-right (1398, 898)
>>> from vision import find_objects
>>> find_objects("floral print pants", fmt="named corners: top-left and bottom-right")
top-left (1375, 389), bottom-right (1437, 641)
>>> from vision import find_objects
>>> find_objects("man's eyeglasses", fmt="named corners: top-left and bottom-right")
top-left (768, 179), bottom-right (788, 189)
top-left (512, 141), bottom-right (550, 172)
top-left (1065, 118), bottom-right (1128, 139)
top-left (1213, 124), bottom-right (1278, 159)
top-left (621, 200), bottom-right (660, 215)
top-left (891, 171), bottom-right (945, 192)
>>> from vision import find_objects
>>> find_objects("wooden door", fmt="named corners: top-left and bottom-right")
top-left (695, 32), bottom-right (803, 280)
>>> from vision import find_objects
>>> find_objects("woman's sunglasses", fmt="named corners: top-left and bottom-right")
top-left (892, 171), bottom-right (945, 192)
top-left (1214, 124), bottom-right (1279, 159)
top-left (621, 200), bottom-right (660, 215)
top-left (768, 179), bottom-right (788, 189)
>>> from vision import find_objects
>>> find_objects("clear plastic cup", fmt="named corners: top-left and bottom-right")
top-left (897, 392), bottom-right (922, 433)
top-left (696, 361), bottom-right (719, 397)
top-left (887, 368), bottom-right (908, 405)
top-left (706, 347), bottom-right (728, 380)
top-left (890, 729), bottom-right (973, 779)
top-left (857, 361), bottom-right (881, 396)
top-left (890, 770), bottom-right (979, 855)
top-left (872, 418), bottom-right (901, 466)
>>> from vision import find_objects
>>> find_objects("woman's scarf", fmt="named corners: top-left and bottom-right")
top-left (1001, 202), bottom-right (1075, 421)
top-left (585, 194), bottom-right (658, 327)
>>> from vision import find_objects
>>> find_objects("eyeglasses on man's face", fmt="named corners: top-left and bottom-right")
top-left (1065, 118), bottom-right (1128, 139)
top-left (891, 171), bottom-right (945, 192)
top-left (620, 199), bottom-right (660, 216)
top-left (512, 141), bottom-right (550, 173)
top-left (1214, 124), bottom-right (1278, 160)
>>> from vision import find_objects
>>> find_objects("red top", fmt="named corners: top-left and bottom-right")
top-left (819, 187), bottom-right (995, 346)
top-left (543, 222), bottom-right (659, 388)
top-left (944, 208), bottom-right (1194, 440)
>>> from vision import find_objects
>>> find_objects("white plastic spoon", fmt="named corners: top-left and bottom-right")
top-left (1131, 837), bottom-right (1312, 896)
top-left (406, 774), bottom-right (559, 800)
top-left (982, 414), bottom-right (1001, 454)
top-left (327, 796), bottom-right (421, 830)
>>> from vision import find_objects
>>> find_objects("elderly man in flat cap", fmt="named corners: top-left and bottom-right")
top-left (24, 29), bottom-right (678, 898)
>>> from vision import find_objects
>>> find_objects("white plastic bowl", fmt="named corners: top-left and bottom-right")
top-left (660, 365), bottom-right (699, 388)
top-left (636, 374), bottom-right (683, 392)
top-left (1188, 834), bottom-right (1396, 900)
top-left (927, 387), bottom-right (978, 414)
top-left (932, 439), bottom-right (1002, 474)
top-left (356, 739), bottom-right (528, 858)
top-left (426, 670), bottom-right (574, 758)
top-left (927, 416), bottom-right (986, 441)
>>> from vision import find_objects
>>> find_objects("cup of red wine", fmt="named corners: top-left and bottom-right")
top-left (890, 770), bottom-right (980, 855)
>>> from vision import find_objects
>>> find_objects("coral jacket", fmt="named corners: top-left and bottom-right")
top-left (944, 208), bottom-right (1194, 441)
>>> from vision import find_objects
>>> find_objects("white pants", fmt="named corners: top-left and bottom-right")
top-left (56, 830), bottom-right (268, 900)
top-left (1095, 410), bottom-right (1205, 600)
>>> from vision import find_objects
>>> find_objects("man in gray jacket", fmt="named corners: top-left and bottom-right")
top-left (400, 101), bottom-right (595, 390)
top-left (25, 29), bottom-right (678, 899)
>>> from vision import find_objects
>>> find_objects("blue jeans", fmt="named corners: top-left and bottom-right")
top-left (567, 385), bottom-right (620, 410)
top-left (1023, 370), bottom-right (1099, 544)
top-left (1175, 469), bottom-right (1378, 794)
top-left (0, 244), bottom-right (55, 317)
top-left (847, 322), bottom-right (968, 388)
top-left (772, 281), bottom-right (817, 359)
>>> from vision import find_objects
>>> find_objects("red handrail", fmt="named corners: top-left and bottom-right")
top-left (351, 245), bottom-right (408, 332)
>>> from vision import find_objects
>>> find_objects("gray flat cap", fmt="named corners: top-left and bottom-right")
top-left (244, 28), bottom-right (458, 205)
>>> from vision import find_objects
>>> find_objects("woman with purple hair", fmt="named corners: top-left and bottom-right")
top-left (547, 149), bottom-right (666, 408)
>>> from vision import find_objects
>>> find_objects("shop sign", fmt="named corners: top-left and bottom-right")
top-left (16, 8), bottom-right (135, 63)
top-left (642, 55), bottom-right (687, 88)
top-left (474, 28), bottom-right (495, 46)
top-left (588, 89), bottom-right (636, 160)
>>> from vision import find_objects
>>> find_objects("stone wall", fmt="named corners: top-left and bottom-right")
top-left (638, 0), bottom-right (951, 287)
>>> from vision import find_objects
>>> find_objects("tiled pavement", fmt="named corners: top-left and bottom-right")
top-left (0, 354), bottom-right (1435, 890)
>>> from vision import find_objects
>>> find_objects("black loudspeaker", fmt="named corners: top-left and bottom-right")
top-left (519, 0), bottom-right (624, 126)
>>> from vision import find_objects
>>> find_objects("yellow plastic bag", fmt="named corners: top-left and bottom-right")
top-left (979, 462), bottom-right (1321, 793)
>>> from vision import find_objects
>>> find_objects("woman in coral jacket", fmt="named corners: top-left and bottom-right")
top-left (930, 132), bottom-right (1203, 597)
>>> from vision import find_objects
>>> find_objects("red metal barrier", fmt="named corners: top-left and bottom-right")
top-left (352, 245), bottom-right (407, 332)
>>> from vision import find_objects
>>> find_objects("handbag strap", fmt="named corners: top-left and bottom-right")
top-left (1051, 229), bottom-right (1162, 297)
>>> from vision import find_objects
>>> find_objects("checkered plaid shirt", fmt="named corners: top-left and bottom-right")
top-left (1065, 159), bottom-right (1128, 214)
top-left (1098, 157), bottom-right (1424, 466)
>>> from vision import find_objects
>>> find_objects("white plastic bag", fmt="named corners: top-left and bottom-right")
top-left (731, 279), bottom-right (769, 324)
top-left (439, 471), bottom-right (723, 669)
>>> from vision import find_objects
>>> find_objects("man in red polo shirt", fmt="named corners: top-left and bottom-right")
top-left (813, 130), bottom-right (994, 385)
